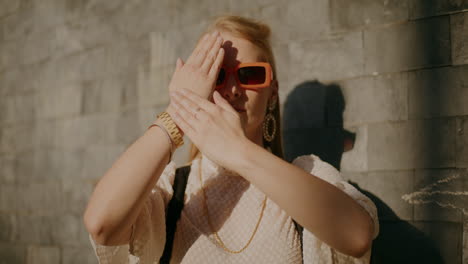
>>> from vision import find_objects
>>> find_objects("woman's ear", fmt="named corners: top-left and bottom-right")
top-left (270, 80), bottom-right (279, 103)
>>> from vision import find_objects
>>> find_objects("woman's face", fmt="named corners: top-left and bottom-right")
top-left (214, 31), bottom-right (278, 144)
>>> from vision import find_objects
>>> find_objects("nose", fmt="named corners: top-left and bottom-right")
top-left (219, 72), bottom-right (241, 100)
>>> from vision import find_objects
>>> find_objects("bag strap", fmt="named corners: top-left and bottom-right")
top-left (159, 165), bottom-right (191, 264)
top-left (293, 220), bottom-right (304, 264)
top-left (159, 164), bottom-right (304, 263)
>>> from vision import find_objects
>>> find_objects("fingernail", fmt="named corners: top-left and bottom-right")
top-left (212, 30), bottom-right (218, 36)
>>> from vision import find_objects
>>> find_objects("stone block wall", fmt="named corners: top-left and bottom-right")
top-left (0, 0), bottom-right (466, 263)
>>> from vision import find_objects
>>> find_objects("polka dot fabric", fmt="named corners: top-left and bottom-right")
top-left (88, 153), bottom-right (379, 263)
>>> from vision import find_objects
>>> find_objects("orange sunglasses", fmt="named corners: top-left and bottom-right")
top-left (215, 62), bottom-right (273, 90)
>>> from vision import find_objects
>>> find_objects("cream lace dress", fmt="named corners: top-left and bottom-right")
top-left (88, 153), bottom-right (379, 264)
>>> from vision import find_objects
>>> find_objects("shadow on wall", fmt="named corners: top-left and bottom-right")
top-left (353, 184), bottom-right (444, 264)
top-left (282, 81), bottom-right (351, 167)
top-left (282, 80), bottom-right (443, 264)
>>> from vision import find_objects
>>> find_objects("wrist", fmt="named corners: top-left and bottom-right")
top-left (147, 123), bottom-right (174, 164)
top-left (231, 138), bottom-right (257, 175)
top-left (165, 105), bottom-right (184, 137)
top-left (148, 109), bottom-right (184, 149)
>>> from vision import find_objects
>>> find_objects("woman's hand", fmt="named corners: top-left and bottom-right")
top-left (164, 31), bottom-right (224, 136)
top-left (168, 31), bottom-right (224, 99)
top-left (169, 88), bottom-right (250, 172)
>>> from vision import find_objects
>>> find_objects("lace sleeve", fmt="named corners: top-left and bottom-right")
top-left (88, 160), bottom-right (177, 264)
top-left (292, 154), bottom-right (379, 264)
top-left (292, 154), bottom-right (379, 239)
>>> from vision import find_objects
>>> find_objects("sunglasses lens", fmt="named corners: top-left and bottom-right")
top-left (216, 68), bottom-right (226, 87)
top-left (238, 66), bottom-right (266, 85)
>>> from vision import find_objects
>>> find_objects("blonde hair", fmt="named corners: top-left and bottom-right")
top-left (185, 15), bottom-right (285, 164)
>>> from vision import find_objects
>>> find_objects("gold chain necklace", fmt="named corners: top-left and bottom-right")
top-left (198, 159), bottom-right (267, 254)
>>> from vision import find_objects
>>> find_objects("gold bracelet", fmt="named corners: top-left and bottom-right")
top-left (155, 112), bottom-right (184, 148)
top-left (147, 122), bottom-right (174, 164)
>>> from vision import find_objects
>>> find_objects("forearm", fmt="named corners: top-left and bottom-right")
top-left (234, 141), bottom-right (373, 257)
top-left (83, 119), bottom-right (174, 244)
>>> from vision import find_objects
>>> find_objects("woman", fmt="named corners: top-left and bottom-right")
top-left (84, 15), bottom-right (379, 263)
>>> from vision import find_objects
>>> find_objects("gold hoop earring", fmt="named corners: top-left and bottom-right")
top-left (263, 100), bottom-right (276, 142)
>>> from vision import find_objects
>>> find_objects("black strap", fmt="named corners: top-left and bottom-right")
top-left (159, 164), bottom-right (304, 263)
top-left (159, 165), bottom-right (191, 264)
top-left (293, 220), bottom-right (304, 263)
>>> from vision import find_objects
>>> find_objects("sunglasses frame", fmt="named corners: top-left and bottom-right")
top-left (215, 62), bottom-right (273, 90)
